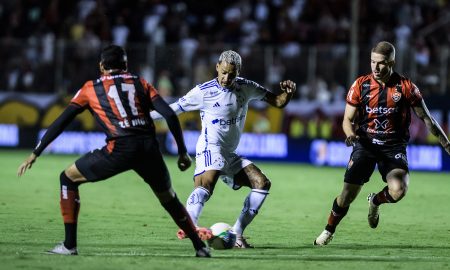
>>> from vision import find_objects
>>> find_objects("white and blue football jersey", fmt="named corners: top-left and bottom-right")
top-left (168, 77), bottom-right (267, 153)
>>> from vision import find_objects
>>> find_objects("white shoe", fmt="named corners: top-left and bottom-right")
top-left (234, 235), bottom-right (254, 248)
top-left (46, 242), bottom-right (78, 255)
top-left (313, 230), bottom-right (333, 246)
top-left (367, 193), bottom-right (380, 229)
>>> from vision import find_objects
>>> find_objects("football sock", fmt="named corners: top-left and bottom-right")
top-left (185, 187), bottom-right (210, 226)
top-left (59, 172), bottom-right (80, 249)
top-left (325, 198), bottom-right (349, 234)
top-left (232, 189), bottom-right (269, 236)
top-left (372, 186), bottom-right (397, 205)
top-left (161, 196), bottom-right (205, 250)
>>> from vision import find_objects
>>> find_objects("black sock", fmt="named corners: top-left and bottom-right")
top-left (325, 198), bottom-right (349, 234)
top-left (161, 196), bottom-right (206, 251)
top-left (64, 223), bottom-right (77, 249)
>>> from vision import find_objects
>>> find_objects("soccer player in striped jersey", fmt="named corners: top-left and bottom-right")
top-left (151, 50), bottom-right (296, 248)
top-left (314, 41), bottom-right (450, 246)
top-left (17, 45), bottom-right (211, 257)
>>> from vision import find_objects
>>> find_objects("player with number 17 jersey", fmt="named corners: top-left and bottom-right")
top-left (71, 73), bottom-right (158, 140)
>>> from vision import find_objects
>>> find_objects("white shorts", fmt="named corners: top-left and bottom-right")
top-left (194, 149), bottom-right (252, 190)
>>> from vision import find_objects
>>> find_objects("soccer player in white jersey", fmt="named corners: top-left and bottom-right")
top-left (151, 50), bottom-right (296, 248)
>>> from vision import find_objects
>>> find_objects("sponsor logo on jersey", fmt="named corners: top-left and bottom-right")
top-left (212, 115), bottom-right (245, 126)
top-left (374, 119), bottom-right (389, 129)
top-left (213, 102), bottom-right (220, 107)
top-left (371, 138), bottom-right (386, 145)
top-left (365, 105), bottom-right (398, 114)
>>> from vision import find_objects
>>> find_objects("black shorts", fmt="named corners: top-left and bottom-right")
top-left (75, 136), bottom-right (171, 193)
top-left (344, 141), bottom-right (409, 185)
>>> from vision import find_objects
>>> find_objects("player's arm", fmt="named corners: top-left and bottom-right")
top-left (342, 103), bottom-right (359, 146)
top-left (152, 96), bottom-right (191, 171)
top-left (17, 104), bottom-right (84, 176)
top-left (263, 80), bottom-right (296, 108)
top-left (150, 100), bottom-right (183, 120)
top-left (412, 100), bottom-right (450, 155)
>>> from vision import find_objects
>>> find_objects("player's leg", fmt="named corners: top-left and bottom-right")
top-left (367, 147), bottom-right (409, 228)
top-left (232, 163), bottom-right (270, 248)
top-left (186, 170), bottom-right (221, 226)
top-left (314, 142), bottom-right (376, 245)
top-left (185, 149), bottom-right (224, 227)
top-left (134, 148), bottom-right (211, 257)
top-left (49, 143), bottom-right (132, 255)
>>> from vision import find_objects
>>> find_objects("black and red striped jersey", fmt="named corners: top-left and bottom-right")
top-left (71, 73), bottom-right (159, 139)
top-left (346, 72), bottom-right (423, 145)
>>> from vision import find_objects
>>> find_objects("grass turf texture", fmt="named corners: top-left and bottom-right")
top-left (1, 150), bottom-right (449, 270)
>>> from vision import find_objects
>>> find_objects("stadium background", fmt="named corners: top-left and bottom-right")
top-left (0, 0), bottom-right (449, 170)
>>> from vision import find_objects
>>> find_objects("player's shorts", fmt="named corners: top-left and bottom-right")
top-left (344, 141), bottom-right (409, 185)
top-left (194, 149), bottom-right (252, 190)
top-left (75, 135), bottom-right (171, 193)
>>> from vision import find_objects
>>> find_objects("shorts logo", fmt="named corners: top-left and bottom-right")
top-left (392, 92), bottom-right (401, 102)
top-left (395, 153), bottom-right (407, 162)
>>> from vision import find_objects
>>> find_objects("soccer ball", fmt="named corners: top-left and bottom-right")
top-left (207, 222), bottom-right (237, 250)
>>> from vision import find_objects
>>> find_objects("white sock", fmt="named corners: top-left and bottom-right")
top-left (185, 187), bottom-right (210, 226)
top-left (233, 189), bottom-right (269, 236)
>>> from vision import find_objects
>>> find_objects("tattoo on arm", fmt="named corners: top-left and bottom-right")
top-left (414, 104), bottom-right (450, 146)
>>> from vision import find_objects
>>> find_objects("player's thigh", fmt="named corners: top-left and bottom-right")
top-left (234, 163), bottom-right (270, 190)
top-left (194, 170), bottom-right (221, 193)
top-left (75, 146), bottom-right (131, 182)
top-left (344, 143), bottom-right (377, 185)
top-left (133, 147), bottom-right (172, 193)
top-left (377, 146), bottom-right (409, 182)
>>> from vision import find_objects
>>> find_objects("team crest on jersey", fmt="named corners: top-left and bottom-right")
top-left (392, 91), bottom-right (401, 102)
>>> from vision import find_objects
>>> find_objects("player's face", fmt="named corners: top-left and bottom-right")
top-left (370, 52), bottom-right (394, 82)
top-left (216, 61), bottom-right (239, 88)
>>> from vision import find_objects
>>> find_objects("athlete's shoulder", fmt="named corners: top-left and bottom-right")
top-left (235, 77), bottom-right (265, 91)
top-left (354, 74), bottom-right (372, 86)
top-left (394, 72), bottom-right (413, 85)
top-left (197, 78), bottom-right (219, 91)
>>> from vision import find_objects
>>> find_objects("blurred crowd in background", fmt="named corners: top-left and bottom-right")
top-left (1, 0), bottom-right (450, 104)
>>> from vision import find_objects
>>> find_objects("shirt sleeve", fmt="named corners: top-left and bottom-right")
top-left (404, 81), bottom-right (423, 106)
top-left (176, 86), bottom-right (204, 111)
top-left (70, 82), bottom-right (91, 107)
top-left (33, 104), bottom-right (84, 156)
top-left (247, 80), bottom-right (268, 101)
top-left (141, 79), bottom-right (160, 101)
top-left (346, 78), bottom-right (362, 107)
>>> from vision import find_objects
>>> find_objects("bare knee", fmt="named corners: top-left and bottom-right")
top-left (65, 164), bottom-right (87, 183)
top-left (253, 177), bottom-right (271, 190)
top-left (388, 185), bottom-right (408, 202)
top-left (386, 169), bottom-right (409, 202)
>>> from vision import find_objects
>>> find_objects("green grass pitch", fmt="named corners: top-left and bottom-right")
top-left (1, 150), bottom-right (449, 270)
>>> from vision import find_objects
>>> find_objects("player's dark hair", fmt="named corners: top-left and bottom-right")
top-left (100, 45), bottom-right (127, 71)
top-left (372, 41), bottom-right (395, 60)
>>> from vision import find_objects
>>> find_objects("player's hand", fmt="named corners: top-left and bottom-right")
top-left (177, 152), bottom-right (192, 171)
top-left (280, 80), bottom-right (296, 94)
top-left (17, 153), bottom-right (37, 177)
top-left (345, 135), bottom-right (359, 147)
